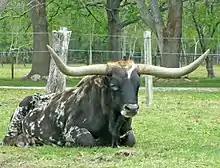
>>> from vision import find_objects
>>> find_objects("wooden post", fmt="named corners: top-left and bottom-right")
top-left (45, 27), bottom-right (72, 94)
top-left (144, 31), bottom-right (153, 105)
top-left (89, 23), bottom-right (95, 65)
top-left (122, 33), bottom-right (127, 57)
top-left (10, 47), bottom-right (18, 80)
top-left (140, 46), bottom-right (144, 63)
top-left (89, 32), bottom-right (93, 65)
top-left (11, 55), bottom-right (14, 80)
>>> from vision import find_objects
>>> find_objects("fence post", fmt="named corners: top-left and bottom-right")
top-left (144, 31), bottom-right (153, 105)
top-left (10, 47), bottom-right (18, 80)
top-left (122, 33), bottom-right (127, 57)
top-left (45, 27), bottom-right (72, 94)
top-left (89, 29), bottom-right (93, 65)
top-left (89, 35), bottom-right (93, 65)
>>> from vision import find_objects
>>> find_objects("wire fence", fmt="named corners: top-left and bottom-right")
top-left (0, 32), bottom-right (220, 66)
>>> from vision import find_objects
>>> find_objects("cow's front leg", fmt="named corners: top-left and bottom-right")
top-left (63, 126), bottom-right (95, 147)
top-left (120, 130), bottom-right (135, 147)
top-left (119, 118), bottom-right (135, 147)
top-left (109, 114), bottom-right (125, 148)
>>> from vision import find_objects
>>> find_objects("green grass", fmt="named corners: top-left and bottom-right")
top-left (153, 64), bottom-right (220, 87)
top-left (0, 77), bottom-right (81, 87)
top-left (0, 64), bottom-right (82, 87)
top-left (0, 76), bottom-right (220, 88)
top-left (0, 89), bottom-right (220, 167)
top-left (1, 64), bottom-right (220, 88)
top-left (153, 77), bottom-right (220, 87)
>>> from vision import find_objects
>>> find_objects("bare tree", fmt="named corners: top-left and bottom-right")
top-left (106, 0), bottom-right (122, 60)
top-left (0, 0), bottom-right (9, 13)
top-left (25, 0), bottom-right (50, 79)
top-left (45, 28), bottom-right (72, 94)
top-left (188, 0), bottom-right (215, 78)
top-left (85, 0), bottom-right (140, 61)
top-left (134, 0), bottom-right (183, 68)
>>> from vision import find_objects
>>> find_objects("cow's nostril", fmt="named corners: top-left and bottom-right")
top-left (124, 105), bottom-right (130, 111)
top-left (124, 104), bottom-right (139, 111)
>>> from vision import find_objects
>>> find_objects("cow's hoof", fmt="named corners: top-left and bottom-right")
top-left (112, 143), bottom-right (120, 148)
top-left (120, 131), bottom-right (135, 147)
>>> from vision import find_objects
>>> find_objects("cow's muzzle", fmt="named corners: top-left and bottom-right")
top-left (121, 104), bottom-right (139, 118)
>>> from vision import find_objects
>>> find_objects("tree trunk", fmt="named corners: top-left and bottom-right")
top-left (201, 44), bottom-right (215, 78)
top-left (199, 39), bottom-right (215, 78)
top-left (45, 27), bottom-right (72, 94)
top-left (135, 0), bottom-right (182, 68)
top-left (205, 56), bottom-right (215, 78)
top-left (189, 0), bottom-right (215, 78)
top-left (199, 43), bottom-right (215, 78)
top-left (26, 0), bottom-right (50, 79)
top-left (106, 0), bottom-right (122, 61)
top-left (159, 0), bottom-right (182, 68)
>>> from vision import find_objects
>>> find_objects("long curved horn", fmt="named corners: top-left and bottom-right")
top-left (137, 49), bottom-right (210, 78)
top-left (47, 45), bottom-right (107, 76)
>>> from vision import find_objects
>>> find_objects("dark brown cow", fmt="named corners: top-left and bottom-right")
top-left (2, 46), bottom-right (210, 148)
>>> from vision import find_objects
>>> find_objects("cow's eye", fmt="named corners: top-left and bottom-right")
top-left (110, 83), bottom-right (119, 91)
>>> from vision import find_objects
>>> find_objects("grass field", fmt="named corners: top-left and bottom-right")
top-left (0, 64), bottom-right (220, 87)
top-left (0, 89), bottom-right (220, 167)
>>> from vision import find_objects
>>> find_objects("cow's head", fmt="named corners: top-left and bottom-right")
top-left (46, 45), bottom-right (210, 118)
top-left (104, 58), bottom-right (140, 117)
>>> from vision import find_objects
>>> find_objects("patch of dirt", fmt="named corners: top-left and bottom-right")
top-left (154, 77), bottom-right (199, 84)
top-left (115, 149), bottom-right (136, 157)
top-left (91, 155), bottom-right (112, 162)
